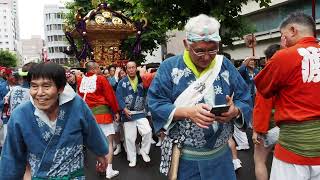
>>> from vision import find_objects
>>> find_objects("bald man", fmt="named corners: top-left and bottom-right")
top-left (78, 61), bottom-right (120, 179)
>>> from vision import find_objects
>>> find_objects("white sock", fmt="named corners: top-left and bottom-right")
top-left (107, 164), bottom-right (113, 173)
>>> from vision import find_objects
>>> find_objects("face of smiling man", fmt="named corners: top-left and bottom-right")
top-left (30, 78), bottom-right (63, 114)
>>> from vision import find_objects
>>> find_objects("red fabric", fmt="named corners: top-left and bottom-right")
top-left (77, 72), bottom-right (119, 124)
top-left (94, 114), bottom-right (113, 124)
top-left (4, 68), bottom-right (12, 75)
top-left (255, 37), bottom-right (320, 122)
top-left (253, 92), bottom-right (275, 134)
top-left (274, 144), bottom-right (320, 165)
top-left (254, 37), bottom-right (320, 164)
top-left (141, 72), bottom-right (156, 88)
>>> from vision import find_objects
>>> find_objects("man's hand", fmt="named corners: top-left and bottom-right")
top-left (252, 131), bottom-right (261, 145)
top-left (114, 113), bottom-right (120, 122)
top-left (123, 108), bottom-right (132, 119)
top-left (187, 103), bottom-right (215, 129)
top-left (280, 36), bottom-right (287, 49)
top-left (215, 95), bottom-right (240, 123)
top-left (96, 155), bottom-right (107, 172)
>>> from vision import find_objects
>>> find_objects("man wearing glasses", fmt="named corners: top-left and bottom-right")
top-left (148, 14), bottom-right (252, 180)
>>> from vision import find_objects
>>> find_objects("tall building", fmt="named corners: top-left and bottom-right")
top-left (0, 0), bottom-right (19, 52)
top-left (21, 35), bottom-right (44, 64)
top-left (224, 0), bottom-right (319, 61)
top-left (43, 4), bottom-right (70, 64)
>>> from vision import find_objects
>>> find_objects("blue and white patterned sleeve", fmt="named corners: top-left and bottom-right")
top-left (227, 61), bottom-right (253, 129)
top-left (147, 62), bottom-right (176, 133)
top-left (0, 112), bottom-right (27, 179)
top-left (81, 99), bottom-right (109, 156)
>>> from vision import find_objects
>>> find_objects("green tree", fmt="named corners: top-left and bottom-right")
top-left (64, 0), bottom-right (271, 63)
top-left (0, 50), bottom-right (17, 67)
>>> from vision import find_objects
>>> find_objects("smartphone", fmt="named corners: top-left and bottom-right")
top-left (210, 104), bottom-right (230, 116)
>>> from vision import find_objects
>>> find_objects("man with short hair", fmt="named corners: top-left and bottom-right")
top-left (78, 61), bottom-right (120, 179)
top-left (148, 14), bottom-right (252, 179)
top-left (0, 63), bottom-right (109, 179)
top-left (116, 61), bottom-right (152, 167)
top-left (255, 12), bottom-right (320, 180)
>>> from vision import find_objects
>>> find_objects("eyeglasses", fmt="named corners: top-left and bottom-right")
top-left (189, 46), bottom-right (219, 57)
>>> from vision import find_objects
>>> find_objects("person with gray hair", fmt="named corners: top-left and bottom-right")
top-left (148, 14), bottom-right (252, 180)
top-left (255, 12), bottom-right (320, 180)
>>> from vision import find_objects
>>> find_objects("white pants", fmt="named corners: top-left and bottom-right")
top-left (99, 123), bottom-right (115, 137)
top-left (123, 118), bottom-right (152, 162)
top-left (233, 125), bottom-right (249, 147)
top-left (270, 157), bottom-right (320, 180)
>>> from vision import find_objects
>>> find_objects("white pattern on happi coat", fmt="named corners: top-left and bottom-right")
top-left (297, 47), bottom-right (320, 83)
top-left (79, 75), bottom-right (97, 93)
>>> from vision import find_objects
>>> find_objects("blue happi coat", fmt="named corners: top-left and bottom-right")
top-left (148, 54), bottom-right (252, 155)
top-left (0, 85), bottom-right (109, 179)
top-left (238, 64), bottom-right (259, 105)
top-left (116, 76), bottom-right (146, 122)
top-left (0, 78), bottom-right (9, 113)
top-left (8, 81), bottom-right (30, 115)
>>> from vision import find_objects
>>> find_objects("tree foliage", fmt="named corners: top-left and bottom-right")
top-left (0, 50), bottom-right (17, 67)
top-left (64, 0), bottom-right (271, 63)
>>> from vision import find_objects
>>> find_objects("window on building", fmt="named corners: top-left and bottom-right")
top-left (54, 47), bottom-right (59, 52)
top-left (3, 16), bottom-right (6, 19)
top-left (5, 42), bottom-right (8, 44)
top-left (59, 46), bottom-right (63, 52)
top-left (4, 35), bottom-right (8, 38)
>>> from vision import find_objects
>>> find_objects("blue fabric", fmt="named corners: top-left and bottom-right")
top-left (177, 147), bottom-right (236, 180)
top-left (107, 76), bottom-right (118, 91)
top-left (238, 64), bottom-right (259, 105)
top-left (0, 78), bottom-right (9, 112)
top-left (148, 55), bottom-right (252, 177)
top-left (0, 96), bottom-right (108, 179)
top-left (9, 86), bottom-right (30, 114)
top-left (148, 55), bottom-right (252, 133)
top-left (116, 76), bottom-right (146, 122)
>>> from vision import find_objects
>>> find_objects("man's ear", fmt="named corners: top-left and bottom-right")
top-left (183, 39), bottom-right (189, 50)
top-left (290, 25), bottom-right (298, 37)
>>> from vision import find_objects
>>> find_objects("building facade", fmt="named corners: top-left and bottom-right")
top-left (224, 0), bottom-right (320, 62)
top-left (43, 4), bottom-right (71, 65)
top-left (0, 0), bottom-right (19, 52)
top-left (21, 35), bottom-right (44, 64)
top-left (164, 0), bottom-right (319, 66)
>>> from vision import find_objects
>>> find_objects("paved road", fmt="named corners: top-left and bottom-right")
top-left (85, 129), bottom-right (273, 180)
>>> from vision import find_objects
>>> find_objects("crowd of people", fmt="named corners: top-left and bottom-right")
top-left (0, 12), bottom-right (319, 180)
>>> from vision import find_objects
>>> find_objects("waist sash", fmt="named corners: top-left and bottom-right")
top-left (91, 105), bottom-right (113, 124)
top-left (278, 120), bottom-right (320, 157)
top-left (91, 105), bottom-right (112, 115)
top-left (33, 168), bottom-right (84, 180)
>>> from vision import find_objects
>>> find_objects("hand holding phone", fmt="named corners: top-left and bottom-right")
top-left (210, 104), bottom-right (230, 116)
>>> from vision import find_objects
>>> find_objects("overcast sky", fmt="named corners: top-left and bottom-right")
top-left (18, 0), bottom-right (69, 39)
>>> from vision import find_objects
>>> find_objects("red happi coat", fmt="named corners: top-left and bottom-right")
top-left (255, 37), bottom-right (320, 165)
top-left (77, 72), bottom-right (119, 124)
